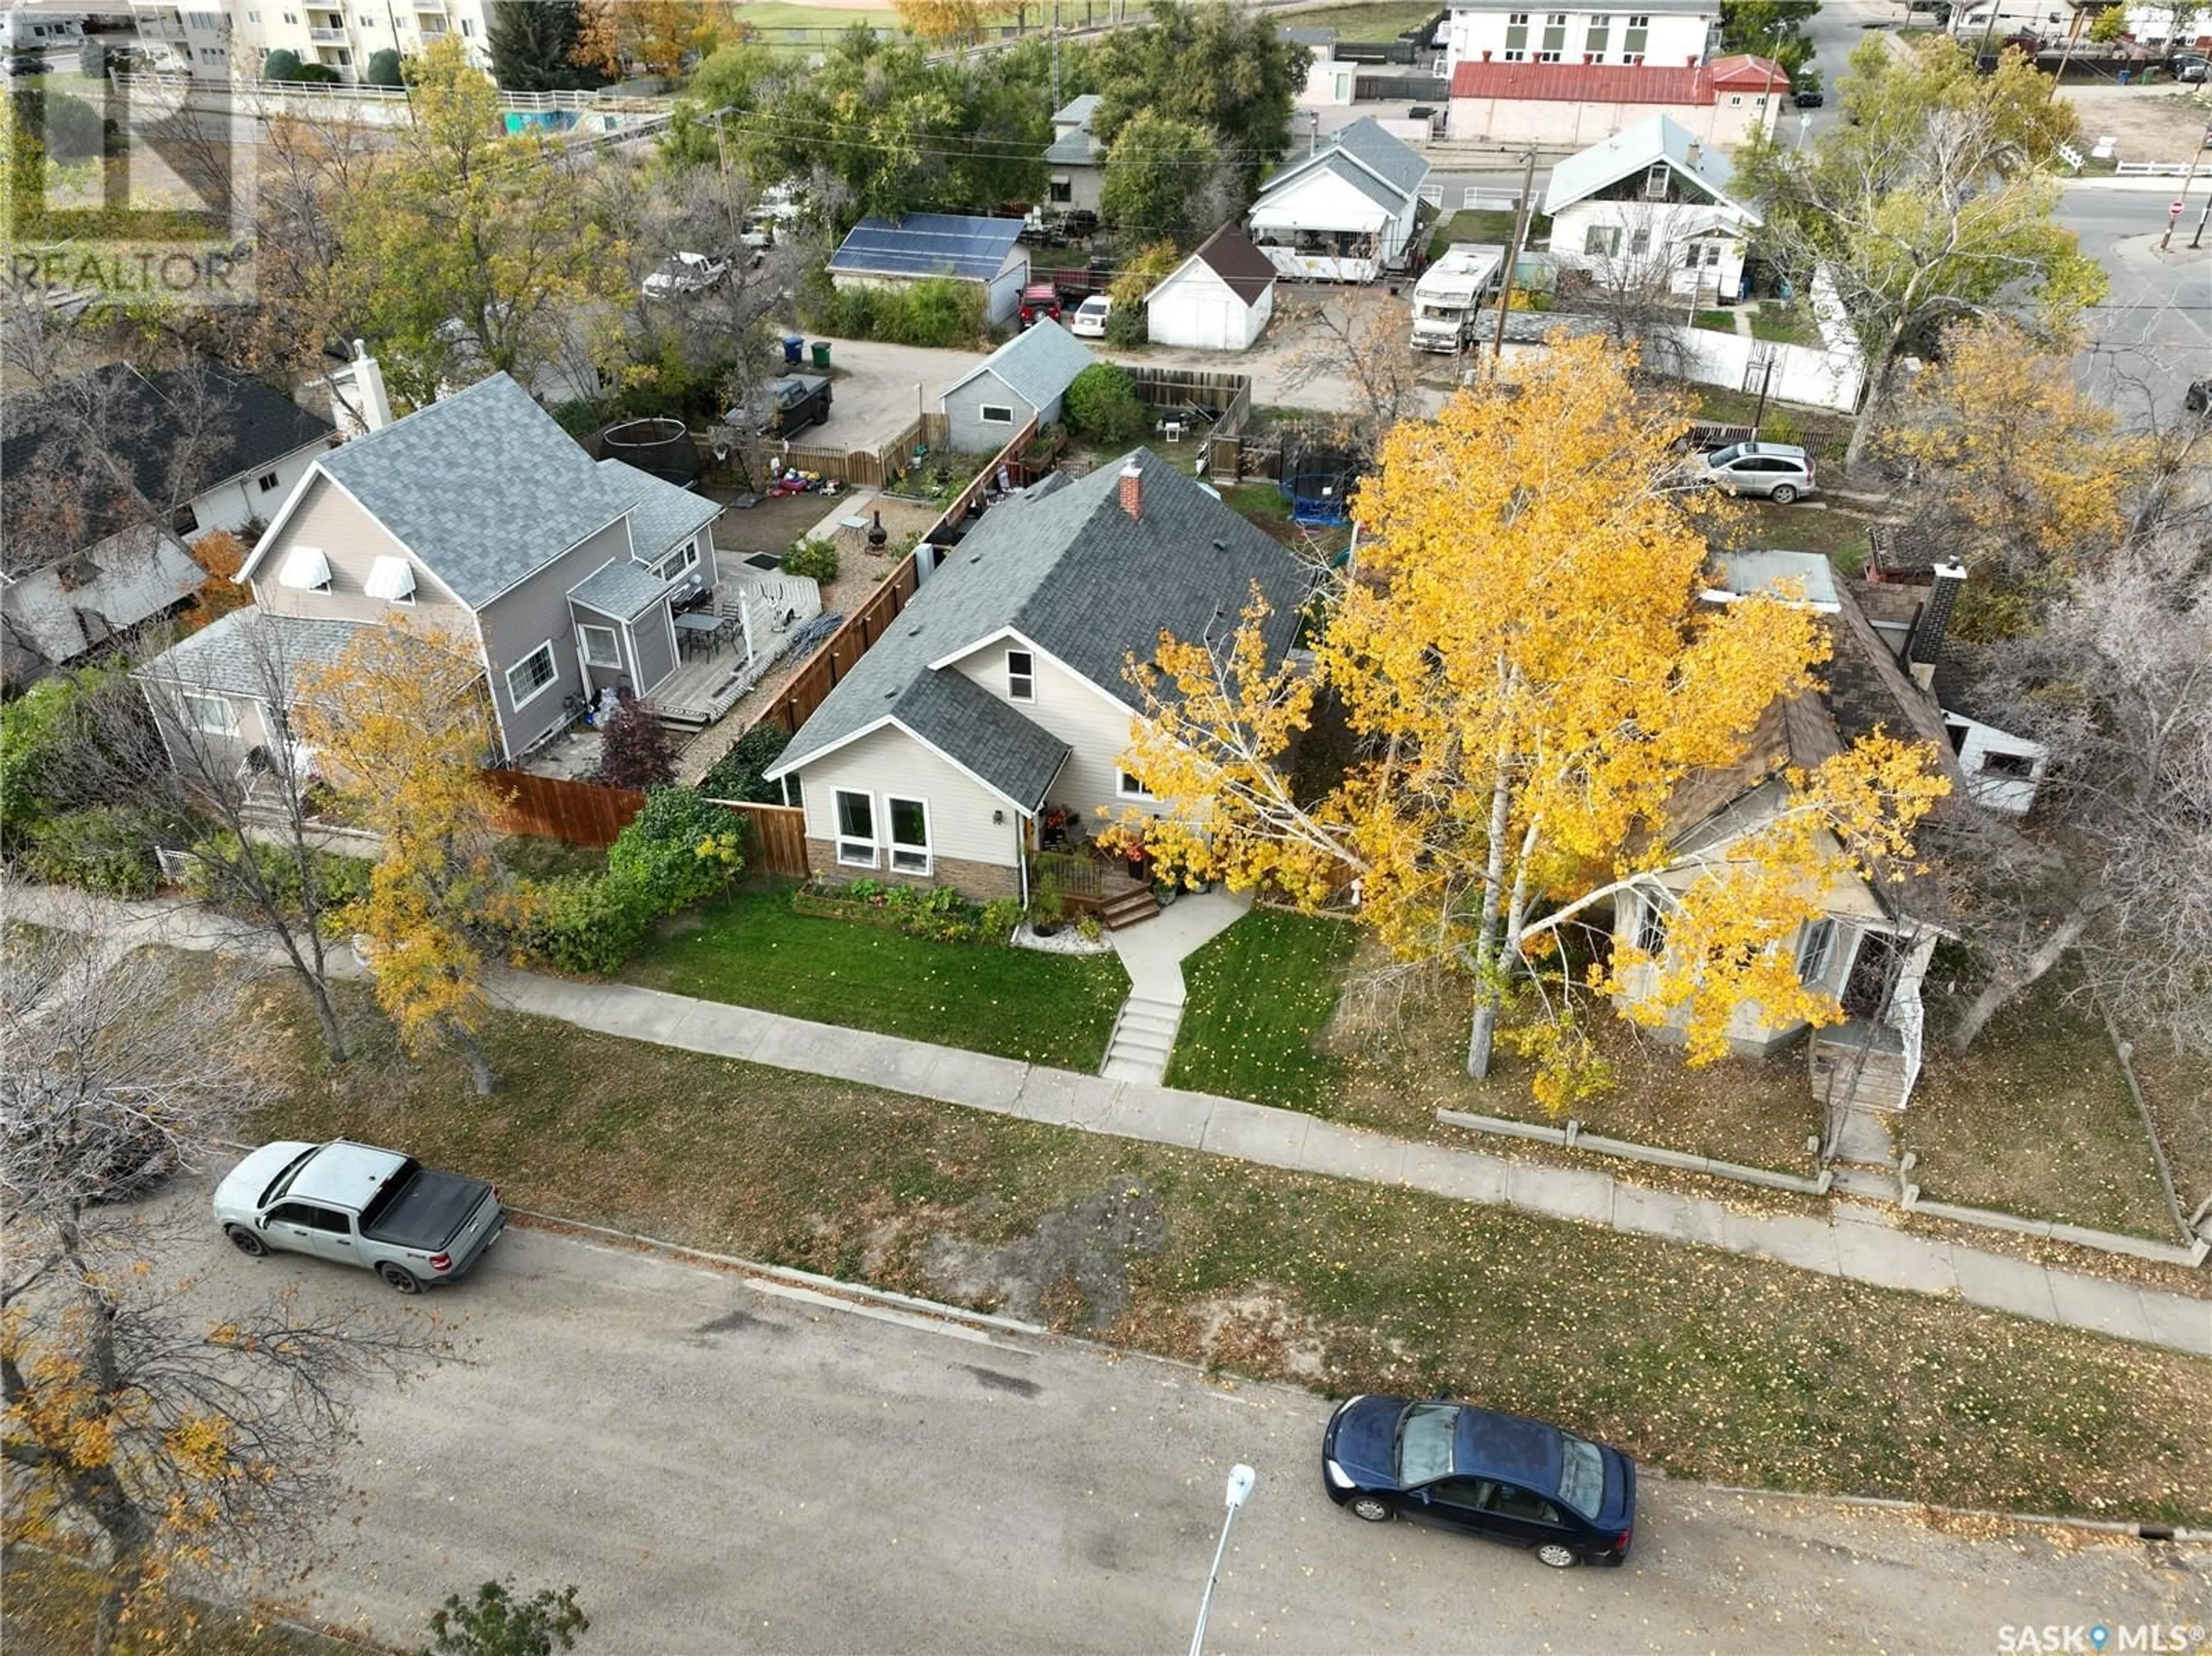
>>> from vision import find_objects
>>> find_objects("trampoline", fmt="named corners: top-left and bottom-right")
top-left (1279, 439), bottom-right (1360, 526)
top-left (601, 416), bottom-right (700, 487)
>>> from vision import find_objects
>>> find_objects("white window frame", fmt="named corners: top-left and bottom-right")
top-left (979, 403), bottom-right (1016, 425)
top-left (1798, 918), bottom-right (1838, 987)
top-left (834, 789), bottom-right (877, 867)
top-left (182, 692), bottom-right (238, 734)
top-left (886, 795), bottom-right (931, 876)
top-left (1635, 894), bottom-right (1668, 958)
top-left (1006, 647), bottom-right (1035, 702)
top-left (654, 539), bottom-right (699, 583)
top-left (257, 470), bottom-right (281, 491)
top-left (1117, 771), bottom-right (1155, 801)
top-left (579, 623), bottom-right (622, 670)
top-left (504, 641), bottom-right (559, 710)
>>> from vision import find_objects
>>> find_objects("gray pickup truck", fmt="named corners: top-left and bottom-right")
top-left (215, 1139), bottom-right (506, 1295)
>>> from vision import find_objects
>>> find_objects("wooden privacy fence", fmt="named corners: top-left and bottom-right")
top-left (777, 413), bottom-right (948, 490)
top-left (745, 418), bottom-right (1035, 737)
top-left (486, 770), bottom-right (643, 849)
top-left (484, 769), bottom-right (811, 874)
top-left (751, 556), bottom-right (923, 734)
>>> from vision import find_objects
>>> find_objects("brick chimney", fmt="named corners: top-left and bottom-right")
top-left (1118, 457), bottom-right (1143, 521)
top-left (1905, 561), bottom-right (1967, 691)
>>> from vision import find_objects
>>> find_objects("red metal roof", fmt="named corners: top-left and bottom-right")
top-left (1446, 56), bottom-right (1789, 103)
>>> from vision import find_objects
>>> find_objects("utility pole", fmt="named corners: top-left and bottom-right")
top-left (711, 105), bottom-right (743, 251)
top-left (1749, 353), bottom-right (1775, 437)
top-left (1051, 0), bottom-right (1060, 108)
top-left (2046, 4), bottom-right (2085, 96)
top-left (1486, 148), bottom-right (1539, 380)
top-left (2162, 144), bottom-right (2204, 250)
top-left (2191, 182), bottom-right (2210, 249)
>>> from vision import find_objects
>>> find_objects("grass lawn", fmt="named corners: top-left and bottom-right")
top-left (1720, 499), bottom-right (1874, 577)
top-left (235, 969), bottom-right (2212, 1526)
top-left (1691, 310), bottom-right (1738, 334)
top-left (1748, 305), bottom-right (1822, 347)
top-left (1167, 907), bottom-right (1358, 1111)
top-left (1220, 482), bottom-right (1291, 525)
top-left (729, 1), bottom-right (898, 28)
top-left (1908, 973), bottom-right (2182, 1240)
top-left (1280, 1), bottom-right (1442, 41)
top-left (2127, 1030), bottom-right (2212, 1219)
top-left (3, 1547), bottom-right (355, 1656)
top-left (622, 881), bottom-right (1129, 1071)
top-left (1426, 208), bottom-right (1549, 260)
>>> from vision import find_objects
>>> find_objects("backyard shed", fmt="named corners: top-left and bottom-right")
top-left (1144, 225), bottom-right (1279, 350)
top-left (938, 320), bottom-right (1095, 454)
top-left (827, 213), bottom-right (1031, 327)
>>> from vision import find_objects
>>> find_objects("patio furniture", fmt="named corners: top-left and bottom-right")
top-left (674, 609), bottom-right (722, 659)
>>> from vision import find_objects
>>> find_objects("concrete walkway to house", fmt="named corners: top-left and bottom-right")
top-left (13, 885), bottom-right (2210, 1361)
top-left (1098, 887), bottom-right (1250, 1084)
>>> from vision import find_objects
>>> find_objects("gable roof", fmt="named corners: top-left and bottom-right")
top-left (1, 362), bottom-right (334, 552)
top-left (1542, 113), bottom-right (1758, 218)
top-left (247, 374), bottom-right (633, 611)
top-left (132, 607), bottom-right (377, 699)
top-left (827, 214), bottom-right (1025, 283)
top-left (1, 530), bottom-right (204, 670)
top-left (941, 319), bottom-right (1094, 411)
top-left (1450, 59), bottom-right (1714, 104)
top-left (769, 451), bottom-right (1311, 799)
top-left (570, 559), bottom-right (671, 623)
top-left (1152, 224), bottom-right (1279, 308)
top-left (596, 458), bottom-right (719, 560)
top-left (1051, 93), bottom-right (1101, 126)
top-left (1264, 116), bottom-right (1428, 203)
top-left (1707, 52), bottom-right (1791, 87)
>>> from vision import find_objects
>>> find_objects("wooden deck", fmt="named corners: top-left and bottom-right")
top-left (646, 559), bottom-right (824, 727)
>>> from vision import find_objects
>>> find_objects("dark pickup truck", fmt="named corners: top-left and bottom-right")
top-left (732, 373), bottom-right (833, 440)
top-left (215, 1139), bottom-right (506, 1294)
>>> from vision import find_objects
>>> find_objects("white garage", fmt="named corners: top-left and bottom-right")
top-left (1144, 225), bottom-right (1279, 352)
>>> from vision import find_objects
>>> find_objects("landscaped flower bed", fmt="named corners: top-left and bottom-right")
top-left (793, 877), bottom-right (1024, 945)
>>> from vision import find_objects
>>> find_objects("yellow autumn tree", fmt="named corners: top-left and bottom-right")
top-left (574, 0), bottom-right (728, 78)
top-left (295, 620), bottom-right (509, 1094)
top-left (1877, 316), bottom-right (2143, 637)
top-left (1118, 335), bottom-right (1950, 1106)
top-left (894, 0), bottom-right (1006, 46)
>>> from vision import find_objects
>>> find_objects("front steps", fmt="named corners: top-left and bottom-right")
top-left (1100, 992), bottom-right (1182, 1084)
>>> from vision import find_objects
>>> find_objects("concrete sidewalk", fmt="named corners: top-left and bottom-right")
top-left (16, 885), bottom-right (2210, 1361)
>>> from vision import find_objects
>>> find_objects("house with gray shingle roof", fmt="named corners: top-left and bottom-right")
top-left (1247, 116), bottom-right (1431, 281)
top-left (1044, 93), bottom-right (1107, 217)
top-left (763, 448), bottom-right (1310, 901)
top-left (139, 372), bottom-right (724, 764)
top-left (937, 320), bottom-right (1096, 454)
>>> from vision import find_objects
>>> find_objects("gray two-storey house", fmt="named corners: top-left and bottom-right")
top-left (138, 372), bottom-right (721, 766)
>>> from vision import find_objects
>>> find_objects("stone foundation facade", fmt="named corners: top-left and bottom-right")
top-left (803, 839), bottom-right (1022, 900)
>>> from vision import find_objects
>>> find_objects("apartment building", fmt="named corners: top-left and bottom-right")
top-left (130, 0), bottom-right (491, 81)
top-left (1441, 0), bottom-right (1721, 73)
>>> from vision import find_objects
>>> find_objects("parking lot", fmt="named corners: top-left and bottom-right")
top-left (781, 336), bottom-right (991, 453)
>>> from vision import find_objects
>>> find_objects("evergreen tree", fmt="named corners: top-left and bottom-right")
top-left (486, 0), bottom-right (603, 92)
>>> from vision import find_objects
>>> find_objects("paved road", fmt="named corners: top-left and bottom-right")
top-left (147, 1192), bottom-right (2212, 1655)
top-left (2054, 184), bottom-right (2212, 423)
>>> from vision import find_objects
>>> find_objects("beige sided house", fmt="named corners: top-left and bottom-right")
top-left (763, 451), bottom-right (1310, 902)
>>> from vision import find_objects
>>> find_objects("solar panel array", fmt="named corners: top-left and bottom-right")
top-left (827, 213), bottom-right (1024, 282)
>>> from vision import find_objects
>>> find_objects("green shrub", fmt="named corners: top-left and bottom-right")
top-left (18, 806), bottom-right (165, 897)
top-left (980, 896), bottom-right (1024, 939)
top-left (1063, 363), bottom-right (1145, 443)
top-left (1103, 304), bottom-right (1147, 348)
top-left (365, 47), bottom-right (403, 86)
top-left (550, 399), bottom-right (601, 438)
top-left (782, 537), bottom-right (839, 582)
top-left (503, 873), bottom-right (654, 975)
top-left (697, 722), bottom-right (792, 804)
top-left (262, 47), bottom-right (304, 79)
top-left (800, 879), bottom-right (1015, 945)
top-left (180, 831), bottom-right (373, 918)
top-left (802, 275), bottom-right (983, 348)
top-left (605, 786), bottom-right (745, 917)
top-left (1030, 871), bottom-right (1066, 931)
top-left (0, 677), bottom-right (73, 834)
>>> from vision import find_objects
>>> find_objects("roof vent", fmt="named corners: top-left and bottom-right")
top-left (1211, 539), bottom-right (1225, 552)
top-left (969, 553), bottom-right (982, 563)
top-left (907, 624), bottom-right (922, 636)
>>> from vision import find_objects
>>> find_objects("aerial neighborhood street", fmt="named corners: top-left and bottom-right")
top-left (3, 0), bottom-right (2210, 1652)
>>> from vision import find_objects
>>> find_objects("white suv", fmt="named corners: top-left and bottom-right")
top-left (1695, 441), bottom-right (1816, 505)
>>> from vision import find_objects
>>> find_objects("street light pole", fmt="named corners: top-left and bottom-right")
top-left (1187, 1465), bottom-right (1257, 1656)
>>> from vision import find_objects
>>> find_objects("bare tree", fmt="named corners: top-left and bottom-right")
top-left (1945, 529), bottom-right (2212, 1055)
top-left (1556, 207), bottom-right (1715, 381)
top-left (1274, 287), bottom-right (1433, 472)
top-left (105, 615), bottom-right (358, 1062)
top-left (0, 914), bottom-right (426, 1652)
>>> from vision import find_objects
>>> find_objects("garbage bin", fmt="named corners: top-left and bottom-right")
top-left (782, 335), bottom-right (803, 365)
top-left (2118, 69), bottom-right (2130, 86)
top-left (810, 340), bottom-right (832, 370)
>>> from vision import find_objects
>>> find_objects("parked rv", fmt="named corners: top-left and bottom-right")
top-left (1408, 244), bottom-right (1505, 354)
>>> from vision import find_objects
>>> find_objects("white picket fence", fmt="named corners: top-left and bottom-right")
top-left (2114, 159), bottom-right (2200, 175)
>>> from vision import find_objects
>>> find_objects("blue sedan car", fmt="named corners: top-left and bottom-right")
top-left (1321, 1395), bottom-right (1637, 1569)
